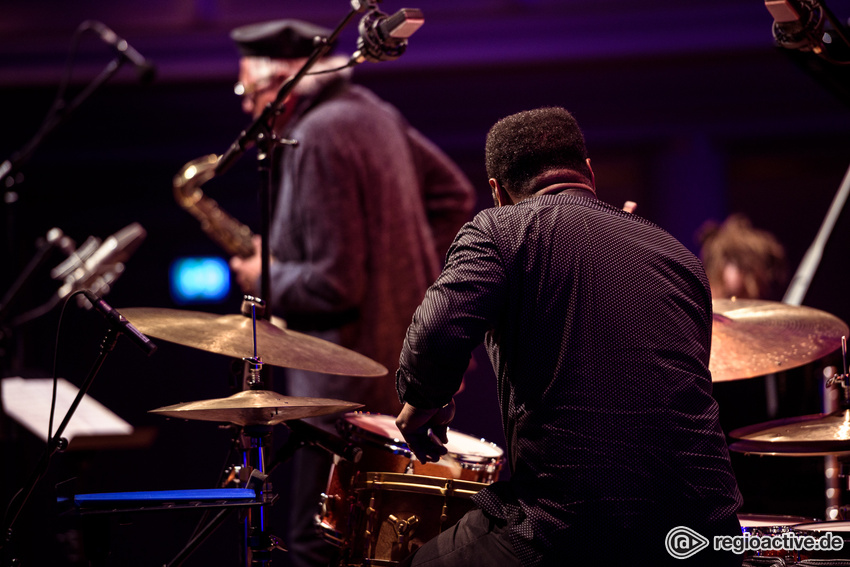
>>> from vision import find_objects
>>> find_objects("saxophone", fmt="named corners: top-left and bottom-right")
top-left (173, 154), bottom-right (256, 258)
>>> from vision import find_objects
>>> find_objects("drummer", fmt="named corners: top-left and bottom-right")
top-left (395, 107), bottom-right (744, 566)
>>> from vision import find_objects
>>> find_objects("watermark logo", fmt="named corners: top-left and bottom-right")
top-left (665, 525), bottom-right (845, 558)
top-left (666, 526), bottom-right (710, 559)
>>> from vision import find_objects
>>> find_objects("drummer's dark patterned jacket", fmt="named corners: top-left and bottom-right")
top-left (397, 192), bottom-right (744, 566)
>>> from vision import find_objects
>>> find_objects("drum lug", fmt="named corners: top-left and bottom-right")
top-left (269, 534), bottom-right (287, 553)
top-left (223, 464), bottom-right (247, 487)
top-left (365, 495), bottom-right (377, 539)
top-left (388, 514), bottom-right (420, 545)
top-left (319, 492), bottom-right (331, 516)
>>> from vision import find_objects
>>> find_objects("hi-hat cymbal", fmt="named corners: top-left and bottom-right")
top-left (710, 298), bottom-right (848, 382)
top-left (728, 409), bottom-right (850, 456)
top-left (119, 307), bottom-right (387, 377)
top-left (150, 390), bottom-right (364, 426)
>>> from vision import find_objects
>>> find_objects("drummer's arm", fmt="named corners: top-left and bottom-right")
top-left (395, 221), bottom-right (505, 460)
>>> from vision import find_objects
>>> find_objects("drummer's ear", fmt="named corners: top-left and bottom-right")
top-left (489, 179), bottom-right (512, 207)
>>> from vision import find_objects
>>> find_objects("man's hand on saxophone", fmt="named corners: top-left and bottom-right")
top-left (229, 235), bottom-right (265, 294)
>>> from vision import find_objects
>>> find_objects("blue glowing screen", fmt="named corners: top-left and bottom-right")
top-left (169, 257), bottom-right (230, 304)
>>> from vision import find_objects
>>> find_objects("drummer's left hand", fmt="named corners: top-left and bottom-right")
top-left (396, 400), bottom-right (456, 463)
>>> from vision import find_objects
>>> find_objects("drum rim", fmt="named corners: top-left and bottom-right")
top-left (738, 513), bottom-right (820, 526)
top-left (354, 471), bottom-right (487, 497)
top-left (792, 520), bottom-right (850, 532)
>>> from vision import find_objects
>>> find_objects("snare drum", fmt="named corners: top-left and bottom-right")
top-left (317, 413), bottom-right (504, 548)
top-left (738, 514), bottom-right (814, 559)
top-left (343, 472), bottom-right (485, 566)
top-left (739, 513), bottom-right (813, 534)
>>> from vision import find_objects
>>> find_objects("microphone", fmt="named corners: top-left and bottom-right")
top-left (54, 222), bottom-right (147, 300)
top-left (765, 0), bottom-right (824, 50)
top-left (82, 290), bottom-right (157, 356)
top-left (285, 419), bottom-right (363, 463)
top-left (86, 20), bottom-right (157, 84)
top-left (351, 8), bottom-right (425, 64)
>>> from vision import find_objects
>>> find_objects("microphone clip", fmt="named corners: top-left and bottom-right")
top-left (352, 7), bottom-right (424, 64)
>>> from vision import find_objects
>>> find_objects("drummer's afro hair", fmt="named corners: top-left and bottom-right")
top-left (485, 107), bottom-right (591, 198)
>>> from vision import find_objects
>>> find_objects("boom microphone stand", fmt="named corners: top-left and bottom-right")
top-left (213, 7), bottom-right (375, 563)
top-left (0, 291), bottom-right (156, 566)
top-left (209, 3), bottom-right (423, 563)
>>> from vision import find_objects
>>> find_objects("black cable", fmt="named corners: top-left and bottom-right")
top-left (815, 50), bottom-right (850, 65)
top-left (50, 23), bottom-right (89, 119)
top-left (13, 22), bottom-right (89, 171)
top-left (2, 20), bottom-right (124, 185)
top-left (11, 294), bottom-right (63, 328)
top-left (304, 60), bottom-right (356, 75)
top-left (1, 290), bottom-right (83, 536)
top-left (819, 0), bottom-right (850, 49)
top-left (187, 427), bottom-right (242, 542)
top-left (48, 290), bottom-right (87, 440)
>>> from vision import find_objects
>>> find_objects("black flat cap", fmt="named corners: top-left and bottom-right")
top-left (230, 19), bottom-right (335, 59)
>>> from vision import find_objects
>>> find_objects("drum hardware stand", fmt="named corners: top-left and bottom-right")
top-left (782, 157), bottom-right (850, 526)
top-left (825, 338), bottom-right (850, 407)
top-left (160, 470), bottom-right (274, 567)
top-left (236, 299), bottom-right (282, 566)
top-left (825, 337), bottom-right (850, 520)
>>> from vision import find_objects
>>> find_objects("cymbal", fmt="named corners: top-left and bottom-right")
top-left (119, 307), bottom-right (387, 377)
top-left (710, 298), bottom-right (848, 382)
top-left (728, 409), bottom-right (850, 456)
top-left (150, 390), bottom-right (364, 426)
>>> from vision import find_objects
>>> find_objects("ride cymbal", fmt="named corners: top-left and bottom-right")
top-left (150, 390), bottom-right (364, 426)
top-left (119, 307), bottom-right (387, 377)
top-left (710, 298), bottom-right (848, 382)
top-left (729, 409), bottom-right (850, 456)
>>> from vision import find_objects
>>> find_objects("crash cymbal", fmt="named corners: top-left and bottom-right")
top-left (728, 409), bottom-right (850, 456)
top-left (119, 307), bottom-right (387, 377)
top-left (710, 298), bottom-right (848, 382)
top-left (150, 390), bottom-right (364, 426)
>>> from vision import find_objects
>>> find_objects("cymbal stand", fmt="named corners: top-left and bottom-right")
top-left (826, 337), bottom-right (850, 519)
top-left (237, 301), bottom-right (281, 566)
top-left (826, 337), bottom-right (850, 407)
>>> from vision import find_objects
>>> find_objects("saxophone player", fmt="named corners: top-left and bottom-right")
top-left (225, 19), bottom-right (475, 567)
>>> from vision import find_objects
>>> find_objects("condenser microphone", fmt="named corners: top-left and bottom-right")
top-left (55, 222), bottom-right (147, 299)
top-left (351, 8), bottom-right (425, 64)
top-left (82, 290), bottom-right (157, 356)
top-left (86, 20), bottom-right (157, 83)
